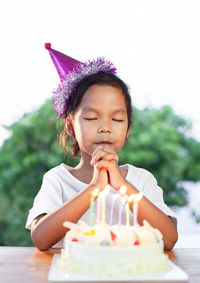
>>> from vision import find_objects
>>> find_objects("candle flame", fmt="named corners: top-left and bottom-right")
top-left (128, 192), bottom-right (143, 202)
top-left (119, 185), bottom-right (127, 196)
top-left (92, 188), bottom-right (99, 197)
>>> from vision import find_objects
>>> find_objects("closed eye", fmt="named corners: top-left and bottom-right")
top-left (84, 118), bottom-right (124, 122)
top-left (84, 118), bottom-right (98, 120)
top-left (113, 119), bottom-right (124, 122)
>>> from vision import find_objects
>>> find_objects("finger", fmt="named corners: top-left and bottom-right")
top-left (95, 153), bottom-right (118, 164)
top-left (92, 145), bottom-right (116, 157)
top-left (103, 153), bottom-right (119, 162)
top-left (91, 152), bottom-right (118, 166)
top-left (91, 149), bottom-right (118, 165)
top-left (96, 159), bottom-right (116, 171)
top-left (92, 145), bottom-right (104, 157)
top-left (91, 150), bottom-right (107, 165)
top-left (90, 146), bottom-right (104, 166)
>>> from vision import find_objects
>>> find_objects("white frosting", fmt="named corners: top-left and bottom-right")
top-left (110, 225), bottom-right (137, 246)
top-left (59, 220), bottom-right (170, 276)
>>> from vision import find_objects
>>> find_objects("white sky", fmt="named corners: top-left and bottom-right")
top-left (0, 0), bottom-right (200, 146)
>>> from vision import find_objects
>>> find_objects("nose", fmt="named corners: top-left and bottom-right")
top-left (97, 118), bottom-right (111, 133)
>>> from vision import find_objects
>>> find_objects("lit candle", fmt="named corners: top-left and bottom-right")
top-left (118, 186), bottom-right (127, 230)
top-left (118, 197), bottom-right (122, 230)
top-left (100, 185), bottom-right (110, 225)
top-left (128, 192), bottom-right (143, 226)
top-left (121, 195), bottom-right (129, 226)
top-left (124, 196), bottom-right (130, 226)
top-left (89, 188), bottom-right (99, 227)
top-left (133, 200), bottom-right (138, 227)
top-left (100, 191), bottom-right (105, 224)
top-left (97, 194), bottom-right (101, 223)
top-left (109, 194), bottom-right (119, 226)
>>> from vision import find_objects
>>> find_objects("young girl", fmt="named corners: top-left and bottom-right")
top-left (26, 44), bottom-right (178, 251)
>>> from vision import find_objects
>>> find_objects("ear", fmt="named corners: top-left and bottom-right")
top-left (65, 117), bottom-right (75, 137)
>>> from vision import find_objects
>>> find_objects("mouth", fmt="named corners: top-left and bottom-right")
top-left (95, 141), bottom-right (113, 146)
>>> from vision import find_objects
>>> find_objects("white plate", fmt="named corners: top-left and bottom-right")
top-left (48, 254), bottom-right (188, 282)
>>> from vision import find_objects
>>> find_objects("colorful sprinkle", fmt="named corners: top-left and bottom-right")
top-left (110, 230), bottom-right (117, 241)
top-left (83, 229), bottom-right (95, 236)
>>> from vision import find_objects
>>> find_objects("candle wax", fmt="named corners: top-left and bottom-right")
top-left (89, 197), bottom-right (94, 227)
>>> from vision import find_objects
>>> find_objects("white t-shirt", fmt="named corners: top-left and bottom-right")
top-left (26, 163), bottom-right (177, 247)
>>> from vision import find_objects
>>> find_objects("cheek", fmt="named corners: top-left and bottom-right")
top-left (73, 116), bottom-right (83, 135)
top-left (114, 122), bottom-right (128, 135)
top-left (118, 125), bottom-right (129, 143)
top-left (74, 119), bottom-right (93, 142)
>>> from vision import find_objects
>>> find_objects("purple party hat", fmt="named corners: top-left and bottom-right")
top-left (45, 43), bottom-right (117, 118)
top-left (45, 43), bottom-right (82, 82)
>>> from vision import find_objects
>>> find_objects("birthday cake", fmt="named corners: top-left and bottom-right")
top-left (58, 220), bottom-right (170, 276)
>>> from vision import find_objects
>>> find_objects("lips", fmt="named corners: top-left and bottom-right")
top-left (95, 141), bottom-right (113, 146)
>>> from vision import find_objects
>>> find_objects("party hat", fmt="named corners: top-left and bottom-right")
top-left (45, 43), bottom-right (117, 118)
top-left (45, 43), bottom-right (82, 82)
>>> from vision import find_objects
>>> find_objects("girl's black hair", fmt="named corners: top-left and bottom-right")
top-left (60, 71), bottom-right (133, 156)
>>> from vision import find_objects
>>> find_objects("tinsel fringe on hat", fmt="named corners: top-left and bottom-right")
top-left (52, 57), bottom-right (117, 118)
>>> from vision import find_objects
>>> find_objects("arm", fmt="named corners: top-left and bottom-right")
top-left (31, 185), bottom-right (94, 251)
top-left (92, 146), bottom-right (178, 251)
top-left (31, 168), bottom-right (108, 251)
top-left (125, 180), bottom-right (178, 250)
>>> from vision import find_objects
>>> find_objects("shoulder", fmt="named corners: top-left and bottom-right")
top-left (44, 163), bottom-right (71, 177)
top-left (126, 164), bottom-right (157, 190)
top-left (42, 163), bottom-right (73, 184)
top-left (127, 164), bottom-right (155, 179)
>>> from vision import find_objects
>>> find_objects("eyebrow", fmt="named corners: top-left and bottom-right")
top-left (82, 107), bottom-right (127, 114)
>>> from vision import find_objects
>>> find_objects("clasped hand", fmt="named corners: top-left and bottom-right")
top-left (90, 146), bottom-right (126, 191)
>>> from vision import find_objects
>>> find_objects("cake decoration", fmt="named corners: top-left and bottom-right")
top-left (58, 187), bottom-right (170, 276)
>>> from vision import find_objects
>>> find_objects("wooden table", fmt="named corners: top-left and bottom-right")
top-left (0, 247), bottom-right (199, 283)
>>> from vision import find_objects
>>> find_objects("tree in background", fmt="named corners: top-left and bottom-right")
top-left (119, 106), bottom-right (200, 206)
top-left (0, 101), bottom-right (199, 246)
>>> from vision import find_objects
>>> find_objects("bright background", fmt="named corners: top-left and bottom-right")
top-left (0, 0), bottom-right (200, 247)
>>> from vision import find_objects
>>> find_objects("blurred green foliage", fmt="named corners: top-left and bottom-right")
top-left (0, 101), bottom-right (200, 246)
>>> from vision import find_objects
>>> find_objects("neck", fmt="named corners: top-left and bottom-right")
top-left (75, 153), bottom-right (93, 173)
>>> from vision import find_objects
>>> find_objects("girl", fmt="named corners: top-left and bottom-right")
top-left (26, 44), bottom-right (178, 251)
